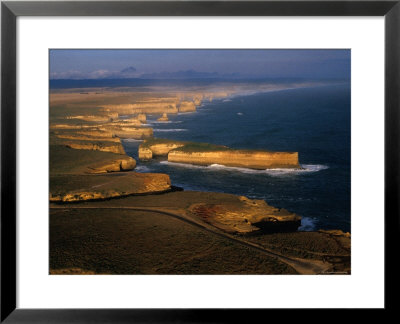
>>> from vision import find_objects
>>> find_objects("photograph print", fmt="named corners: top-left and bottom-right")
top-left (49, 49), bottom-right (351, 275)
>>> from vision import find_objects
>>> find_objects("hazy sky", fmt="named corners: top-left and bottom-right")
top-left (50, 49), bottom-right (350, 80)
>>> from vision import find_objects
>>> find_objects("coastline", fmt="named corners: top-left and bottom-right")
top-left (49, 81), bottom-right (350, 274)
top-left (126, 83), bottom-right (350, 232)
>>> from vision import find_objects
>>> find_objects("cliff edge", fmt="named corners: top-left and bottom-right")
top-left (138, 138), bottom-right (300, 169)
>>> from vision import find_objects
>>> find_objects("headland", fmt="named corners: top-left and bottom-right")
top-left (139, 138), bottom-right (300, 169)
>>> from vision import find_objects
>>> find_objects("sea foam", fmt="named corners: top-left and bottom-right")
top-left (147, 120), bottom-right (183, 124)
top-left (153, 129), bottom-right (188, 132)
top-left (134, 165), bottom-right (151, 172)
top-left (298, 217), bottom-right (316, 231)
top-left (159, 161), bottom-right (328, 175)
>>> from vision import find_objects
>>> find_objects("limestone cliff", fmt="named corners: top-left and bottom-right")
top-left (138, 139), bottom-right (186, 160)
top-left (50, 172), bottom-right (171, 202)
top-left (138, 139), bottom-right (299, 169)
top-left (56, 134), bottom-right (121, 143)
top-left (66, 115), bottom-right (112, 122)
top-left (193, 95), bottom-right (203, 106)
top-left (168, 150), bottom-right (300, 169)
top-left (106, 119), bottom-right (142, 127)
top-left (65, 141), bottom-right (126, 154)
top-left (76, 130), bottom-right (115, 138)
top-left (100, 125), bottom-right (153, 139)
top-left (86, 156), bottom-right (136, 173)
top-left (50, 124), bottom-right (85, 130)
top-left (179, 101), bottom-right (196, 113)
top-left (102, 102), bottom-right (179, 115)
top-left (137, 113), bottom-right (147, 122)
top-left (157, 113), bottom-right (169, 122)
top-left (138, 146), bottom-right (153, 161)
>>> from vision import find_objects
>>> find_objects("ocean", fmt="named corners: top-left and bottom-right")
top-left (122, 84), bottom-right (351, 232)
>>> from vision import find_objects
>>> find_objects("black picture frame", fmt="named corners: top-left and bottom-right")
top-left (1, 0), bottom-right (399, 322)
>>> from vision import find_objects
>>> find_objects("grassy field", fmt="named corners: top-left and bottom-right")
top-left (50, 191), bottom-right (351, 274)
top-left (50, 208), bottom-right (297, 274)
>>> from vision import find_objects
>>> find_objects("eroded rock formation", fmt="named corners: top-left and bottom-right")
top-left (138, 139), bottom-right (300, 169)
top-left (66, 115), bottom-right (112, 122)
top-left (137, 113), bottom-right (147, 122)
top-left (138, 146), bottom-right (153, 160)
top-left (86, 156), bottom-right (136, 173)
top-left (189, 195), bottom-right (301, 234)
top-left (65, 141), bottom-right (126, 154)
top-left (106, 126), bottom-right (153, 139)
top-left (169, 150), bottom-right (300, 169)
top-left (157, 113), bottom-right (169, 122)
top-left (102, 102), bottom-right (179, 115)
top-left (138, 139), bottom-right (186, 160)
top-left (179, 101), bottom-right (196, 113)
top-left (56, 134), bottom-right (121, 143)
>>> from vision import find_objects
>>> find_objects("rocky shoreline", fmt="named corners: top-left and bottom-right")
top-left (49, 85), bottom-right (350, 274)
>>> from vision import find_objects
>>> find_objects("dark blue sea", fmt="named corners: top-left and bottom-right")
top-left (122, 84), bottom-right (351, 232)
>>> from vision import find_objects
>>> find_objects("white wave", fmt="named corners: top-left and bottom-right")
top-left (134, 165), bottom-right (151, 172)
top-left (153, 129), bottom-right (187, 132)
top-left (222, 99), bottom-right (232, 102)
top-left (298, 217), bottom-right (316, 231)
top-left (158, 161), bottom-right (328, 175)
top-left (147, 121), bottom-right (171, 124)
top-left (147, 121), bottom-right (182, 125)
top-left (159, 161), bottom-right (205, 169)
top-left (300, 164), bottom-right (329, 172)
top-left (237, 112), bottom-right (243, 116)
top-left (257, 164), bottom-right (329, 176)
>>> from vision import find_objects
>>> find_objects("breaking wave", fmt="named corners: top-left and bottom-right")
top-left (153, 129), bottom-right (188, 132)
top-left (298, 217), bottom-right (317, 231)
top-left (134, 165), bottom-right (151, 172)
top-left (159, 161), bottom-right (328, 175)
top-left (146, 120), bottom-right (182, 125)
